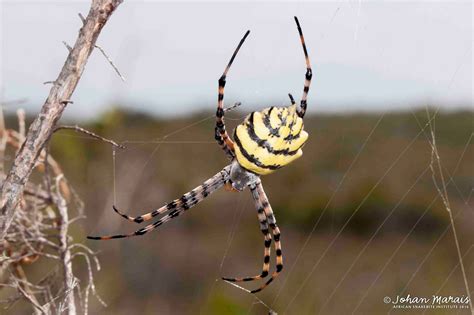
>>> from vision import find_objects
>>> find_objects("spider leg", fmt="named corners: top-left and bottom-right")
top-left (288, 93), bottom-right (296, 105)
top-left (111, 171), bottom-right (226, 224)
top-left (215, 30), bottom-right (250, 161)
top-left (87, 166), bottom-right (231, 240)
top-left (250, 181), bottom-right (283, 294)
top-left (294, 16), bottom-right (312, 118)
top-left (222, 182), bottom-right (272, 282)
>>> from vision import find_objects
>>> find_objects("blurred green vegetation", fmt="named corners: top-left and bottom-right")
top-left (6, 107), bottom-right (473, 314)
top-left (44, 108), bottom-right (473, 234)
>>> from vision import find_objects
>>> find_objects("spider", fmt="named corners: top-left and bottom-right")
top-left (88, 16), bottom-right (312, 294)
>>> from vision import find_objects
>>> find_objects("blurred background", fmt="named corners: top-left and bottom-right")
top-left (1, 1), bottom-right (473, 314)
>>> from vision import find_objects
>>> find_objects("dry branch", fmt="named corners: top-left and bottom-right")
top-left (0, 109), bottom-right (112, 313)
top-left (0, 0), bottom-right (123, 240)
top-left (56, 175), bottom-right (76, 315)
top-left (12, 265), bottom-right (46, 315)
top-left (54, 125), bottom-right (124, 149)
top-left (94, 44), bottom-right (126, 82)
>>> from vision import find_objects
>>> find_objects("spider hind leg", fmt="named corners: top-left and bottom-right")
top-left (222, 202), bottom-right (272, 282)
top-left (222, 181), bottom-right (283, 293)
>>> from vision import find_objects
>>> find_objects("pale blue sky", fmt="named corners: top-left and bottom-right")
top-left (1, 1), bottom-right (472, 119)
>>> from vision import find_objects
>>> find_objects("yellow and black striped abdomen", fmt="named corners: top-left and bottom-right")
top-left (233, 105), bottom-right (308, 175)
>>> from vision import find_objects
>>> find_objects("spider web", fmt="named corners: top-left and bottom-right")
top-left (94, 99), bottom-right (472, 315)
top-left (72, 4), bottom-right (472, 315)
top-left (271, 31), bottom-right (473, 315)
top-left (50, 80), bottom-right (473, 315)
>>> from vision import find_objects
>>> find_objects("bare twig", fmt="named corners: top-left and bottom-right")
top-left (0, 107), bottom-right (8, 174)
top-left (0, 0), bottom-right (124, 240)
top-left (0, 105), bottom-right (5, 133)
top-left (78, 13), bottom-right (86, 25)
top-left (0, 112), bottom-right (105, 312)
top-left (16, 109), bottom-right (25, 144)
top-left (56, 175), bottom-right (77, 315)
top-left (62, 41), bottom-right (73, 53)
top-left (12, 265), bottom-right (45, 315)
top-left (0, 108), bottom-right (113, 312)
top-left (73, 251), bottom-right (107, 313)
top-left (43, 143), bottom-right (53, 199)
top-left (94, 44), bottom-right (126, 82)
top-left (54, 125), bottom-right (125, 148)
top-left (16, 281), bottom-right (47, 315)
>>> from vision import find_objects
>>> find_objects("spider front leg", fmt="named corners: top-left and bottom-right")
top-left (294, 16), bottom-right (313, 118)
top-left (215, 30), bottom-right (250, 161)
top-left (222, 182), bottom-right (272, 283)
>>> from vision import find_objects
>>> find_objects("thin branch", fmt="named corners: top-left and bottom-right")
top-left (16, 109), bottom-right (25, 143)
top-left (12, 265), bottom-right (45, 315)
top-left (54, 125), bottom-right (125, 148)
top-left (43, 143), bottom-right (53, 199)
top-left (0, 0), bottom-right (124, 240)
top-left (13, 272), bottom-right (47, 315)
top-left (17, 285), bottom-right (47, 315)
top-left (0, 106), bottom-right (7, 175)
top-left (78, 13), bottom-right (86, 25)
top-left (94, 44), bottom-right (126, 82)
top-left (0, 105), bottom-right (5, 133)
top-left (62, 41), bottom-right (73, 53)
top-left (73, 251), bottom-right (107, 312)
top-left (56, 175), bottom-right (77, 315)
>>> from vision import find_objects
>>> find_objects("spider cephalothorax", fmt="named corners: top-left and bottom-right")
top-left (229, 160), bottom-right (259, 191)
top-left (88, 16), bottom-right (312, 294)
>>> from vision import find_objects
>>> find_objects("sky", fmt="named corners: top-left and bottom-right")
top-left (0, 1), bottom-right (472, 119)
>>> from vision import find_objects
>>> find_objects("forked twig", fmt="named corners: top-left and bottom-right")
top-left (0, 0), bottom-right (124, 240)
top-left (0, 107), bottom-right (114, 313)
top-left (16, 282), bottom-right (47, 315)
top-left (12, 265), bottom-right (46, 315)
